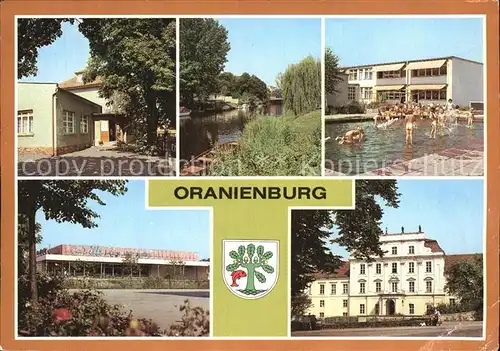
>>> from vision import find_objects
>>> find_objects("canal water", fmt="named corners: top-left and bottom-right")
top-left (325, 119), bottom-right (484, 175)
top-left (180, 109), bottom-right (253, 160)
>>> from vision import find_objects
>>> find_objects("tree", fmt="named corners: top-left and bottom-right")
top-left (225, 244), bottom-right (275, 295)
top-left (180, 18), bottom-right (231, 105)
top-left (324, 47), bottom-right (344, 95)
top-left (290, 180), bottom-right (400, 317)
top-left (445, 254), bottom-right (483, 318)
top-left (17, 18), bottom-right (74, 78)
top-left (281, 56), bottom-right (321, 116)
top-left (17, 180), bottom-right (128, 304)
top-left (122, 252), bottom-right (140, 277)
top-left (79, 19), bottom-right (176, 151)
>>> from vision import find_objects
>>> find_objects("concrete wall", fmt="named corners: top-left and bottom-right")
top-left (450, 58), bottom-right (484, 107)
top-left (326, 74), bottom-right (349, 106)
top-left (55, 90), bottom-right (101, 155)
top-left (17, 83), bottom-right (57, 155)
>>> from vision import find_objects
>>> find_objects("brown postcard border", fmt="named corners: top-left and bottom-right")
top-left (1, 1), bottom-right (499, 350)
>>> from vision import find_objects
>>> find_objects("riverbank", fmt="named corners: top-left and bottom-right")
top-left (207, 110), bottom-right (321, 176)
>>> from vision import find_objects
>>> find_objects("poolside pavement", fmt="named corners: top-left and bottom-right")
top-left (325, 146), bottom-right (484, 177)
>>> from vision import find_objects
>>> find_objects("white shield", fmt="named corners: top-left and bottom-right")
top-left (222, 240), bottom-right (279, 299)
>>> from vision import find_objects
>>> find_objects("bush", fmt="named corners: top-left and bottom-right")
top-left (18, 288), bottom-right (210, 337)
top-left (208, 111), bottom-right (321, 176)
top-left (347, 101), bottom-right (365, 114)
top-left (62, 277), bottom-right (209, 290)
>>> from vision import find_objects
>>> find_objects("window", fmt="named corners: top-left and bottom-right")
top-left (416, 89), bottom-right (446, 101)
top-left (412, 66), bottom-right (447, 77)
top-left (375, 303), bottom-right (379, 315)
top-left (409, 303), bottom-right (415, 315)
top-left (375, 281), bottom-right (381, 292)
top-left (408, 281), bottom-right (415, 293)
top-left (377, 90), bottom-right (405, 101)
top-left (376, 263), bottom-right (381, 274)
top-left (330, 283), bottom-right (336, 295)
top-left (408, 262), bottom-right (415, 274)
top-left (343, 300), bottom-right (348, 308)
top-left (80, 115), bottom-right (89, 134)
top-left (440, 90), bottom-right (447, 99)
top-left (359, 282), bottom-right (365, 294)
top-left (362, 87), bottom-right (373, 100)
top-left (425, 261), bottom-right (432, 273)
top-left (342, 312), bottom-right (348, 316)
top-left (408, 246), bottom-right (415, 254)
top-left (319, 284), bottom-right (325, 295)
top-left (343, 283), bottom-right (348, 295)
top-left (391, 247), bottom-right (397, 255)
top-left (377, 70), bottom-right (403, 79)
top-left (391, 282), bottom-right (398, 293)
top-left (360, 264), bottom-right (366, 275)
top-left (17, 110), bottom-right (34, 134)
top-left (426, 281), bottom-right (433, 293)
top-left (449, 298), bottom-right (456, 306)
top-left (349, 71), bottom-right (358, 81)
top-left (319, 300), bottom-right (325, 307)
top-left (63, 110), bottom-right (75, 134)
top-left (319, 312), bottom-right (324, 318)
top-left (348, 86), bottom-right (356, 100)
top-left (359, 304), bottom-right (365, 315)
top-left (392, 263), bottom-right (398, 274)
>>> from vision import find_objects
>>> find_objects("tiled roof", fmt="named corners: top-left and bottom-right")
top-left (313, 261), bottom-right (350, 280)
top-left (444, 253), bottom-right (482, 272)
top-left (423, 239), bottom-right (445, 253)
top-left (59, 75), bottom-right (102, 90)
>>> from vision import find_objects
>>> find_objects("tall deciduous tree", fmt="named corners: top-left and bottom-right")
top-left (281, 56), bottom-right (321, 116)
top-left (445, 255), bottom-right (483, 317)
top-left (290, 180), bottom-right (400, 318)
top-left (79, 18), bottom-right (176, 150)
top-left (18, 180), bottom-right (128, 303)
top-left (324, 47), bottom-right (344, 95)
top-left (180, 18), bottom-right (231, 105)
top-left (17, 18), bottom-right (74, 78)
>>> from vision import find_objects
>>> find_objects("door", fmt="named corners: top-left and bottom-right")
top-left (94, 120), bottom-right (102, 145)
top-left (100, 120), bottom-right (110, 143)
top-left (386, 299), bottom-right (396, 315)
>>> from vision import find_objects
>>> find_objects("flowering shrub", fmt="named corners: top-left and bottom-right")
top-left (19, 288), bottom-right (210, 337)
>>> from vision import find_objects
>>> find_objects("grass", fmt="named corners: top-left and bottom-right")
top-left (208, 110), bottom-right (321, 176)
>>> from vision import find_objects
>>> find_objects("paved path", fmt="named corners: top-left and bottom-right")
top-left (325, 148), bottom-right (484, 177)
top-left (18, 147), bottom-right (176, 177)
top-left (71, 289), bottom-right (209, 330)
top-left (292, 321), bottom-right (483, 337)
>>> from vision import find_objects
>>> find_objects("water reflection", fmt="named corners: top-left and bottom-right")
top-left (180, 109), bottom-right (253, 160)
top-left (325, 120), bottom-right (484, 175)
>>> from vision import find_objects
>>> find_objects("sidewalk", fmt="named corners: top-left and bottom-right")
top-left (325, 147), bottom-right (484, 177)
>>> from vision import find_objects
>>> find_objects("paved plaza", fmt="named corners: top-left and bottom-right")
top-left (18, 147), bottom-right (176, 177)
top-left (71, 289), bottom-right (210, 330)
top-left (291, 321), bottom-right (483, 337)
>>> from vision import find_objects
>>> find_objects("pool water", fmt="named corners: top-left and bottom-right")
top-left (324, 119), bottom-right (484, 175)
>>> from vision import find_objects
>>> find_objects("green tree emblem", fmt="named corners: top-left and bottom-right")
top-left (225, 244), bottom-right (275, 296)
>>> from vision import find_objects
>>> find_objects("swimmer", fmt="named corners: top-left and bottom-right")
top-left (405, 113), bottom-right (416, 145)
top-left (430, 113), bottom-right (437, 139)
top-left (337, 126), bottom-right (364, 145)
top-left (467, 107), bottom-right (474, 127)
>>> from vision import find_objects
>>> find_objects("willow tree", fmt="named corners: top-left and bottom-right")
top-left (280, 56), bottom-right (321, 116)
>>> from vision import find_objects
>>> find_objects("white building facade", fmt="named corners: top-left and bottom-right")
top-left (306, 230), bottom-right (477, 318)
top-left (341, 56), bottom-right (483, 107)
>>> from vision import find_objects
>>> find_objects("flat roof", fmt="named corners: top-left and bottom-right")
top-left (37, 254), bottom-right (210, 267)
top-left (341, 56), bottom-right (483, 70)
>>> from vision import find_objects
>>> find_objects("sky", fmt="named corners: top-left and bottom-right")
top-left (325, 17), bottom-right (484, 67)
top-left (20, 21), bottom-right (90, 83)
top-left (21, 18), bottom-right (322, 87)
top-left (328, 179), bottom-right (485, 258)
top-left (217, 18), bottom-right (321, 85)
top-left (36, 181), bottom-right (211, 259)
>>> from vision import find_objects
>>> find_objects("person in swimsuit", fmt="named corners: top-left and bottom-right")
top-left (429, 109), bottom-right (437, 139)
top-left (337, 126), bottom-right (364, 144)
top-left (467, 107), bottom-right (474, 127)
top-left (405, 113), bottom-right (416, 145)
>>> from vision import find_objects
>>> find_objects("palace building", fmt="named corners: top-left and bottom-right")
top-left (326, 56), bottom-right (483, 108)
top-left (305, 228), bottom-right (481, 318)
top-left (36, 244), bottom-right (210, 280)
